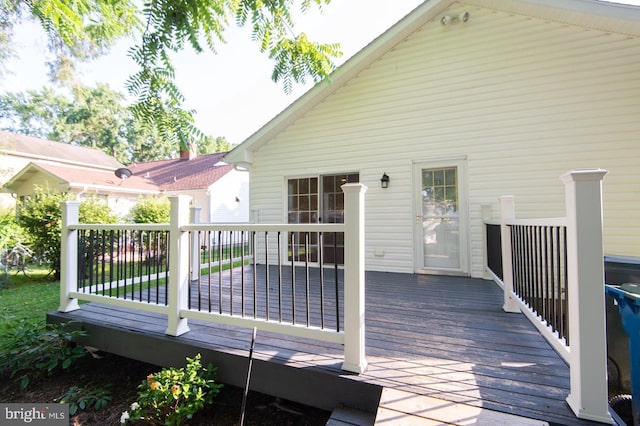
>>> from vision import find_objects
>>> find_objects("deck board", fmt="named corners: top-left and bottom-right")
top-left (49, 270), bottom-right (603, 425)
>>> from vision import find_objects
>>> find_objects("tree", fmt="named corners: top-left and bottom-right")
top-left (1, 0), bottom-right (342, 150)
top-left (0, 85), bottom-right (177, 163)
top-left (198, 136), bottom-right (232, 154)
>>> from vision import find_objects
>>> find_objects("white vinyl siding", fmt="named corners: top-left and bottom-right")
top-left (249, 4), bottom-right (640, 277)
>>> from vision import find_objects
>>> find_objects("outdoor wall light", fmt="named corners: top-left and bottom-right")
top-left (380, 173), bottom-right (390, 189)
top-left (441, 12), bottom-right (470, 26)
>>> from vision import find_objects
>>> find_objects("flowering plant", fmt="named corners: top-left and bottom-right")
top-left (121, 354), bottom-right (222, 425)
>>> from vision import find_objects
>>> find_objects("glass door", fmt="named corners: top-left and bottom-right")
top-left (287, 173), bottom-right (358, 265)
top-left (419, 166), bottom-right (461, 270)
top-left (287, 177), bottom-right (319, 262)
top-left (321, 173), bottom-right (359, 264)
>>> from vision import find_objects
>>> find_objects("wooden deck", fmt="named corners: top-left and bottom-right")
top-left (48, 271), bottom-right (604, 425)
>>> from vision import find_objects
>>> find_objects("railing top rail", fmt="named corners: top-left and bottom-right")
top-left (68, 222), bottom-right (346, 233)
top-left (484, 219), bottom-right (501, 226)
top-left (505, 217), bottom-right (567, 227)
top-left (182, 223), bottom-right (344, 232)
top-left (70, 223), bottom-right (170, 231)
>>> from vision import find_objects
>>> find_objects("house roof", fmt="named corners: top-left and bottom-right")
top-left (4, 162), bottom-right (159, 195)
top-left (223, 0), bottom-right (640, 166)
top-left (128, 152), bottom-right (234, 191)
top-left (0, 131), bottom-right (124, 170)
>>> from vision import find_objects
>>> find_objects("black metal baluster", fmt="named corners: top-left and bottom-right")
top-left (277, 231), bottom-right (282, 322)
top-left (305, 232), bottom-right (310, 326)
top-left (291, 232), bottom-right (296, 325)
top-left (229, 230), bottom-right (234, 316)
top-left (334, 233), bottom-right (340, 333)
top-left (319, 232), bottom-right (325, 329)
top-left (253, 231), bottom-right (258, 319)
top-left (218, 230), bottom-right (223, 314)
top-left (241, 231), bottom-right (245, 317)
top-left (207, 230), bottom-right (212, 313)
top-left (265, 231), bottom-right (269, 320)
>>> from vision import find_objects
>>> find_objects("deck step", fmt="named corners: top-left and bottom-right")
top-left (327, 405), bottom-right (376, 425)
top-left (375, 389), bottom-right (550, 425)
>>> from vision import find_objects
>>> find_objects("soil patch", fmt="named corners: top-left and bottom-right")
top-left (0, 352), bottom-right (330, 425)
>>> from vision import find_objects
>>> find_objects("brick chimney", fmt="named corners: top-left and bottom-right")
top-left (179, 143), bottom-right (197, 160)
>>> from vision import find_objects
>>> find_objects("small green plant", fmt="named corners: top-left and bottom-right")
top-left (59, 385), bottom-right (112, 415)
top-left (0, 320), bottom-right (88, 390)
top-left (121, 354), bottom-right (222, 425)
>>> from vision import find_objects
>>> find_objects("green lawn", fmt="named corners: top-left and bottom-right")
top-left (0, 268), bottom-right (59, 328)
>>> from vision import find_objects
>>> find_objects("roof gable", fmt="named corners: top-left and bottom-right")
top-left (0, 131), bottom-right (125, 170)
top-left (223, 0), bottom-right (640, 166)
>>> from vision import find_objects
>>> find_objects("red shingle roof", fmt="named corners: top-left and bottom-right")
top-left (14, 163), bottom-right (159, 193)
top-left (129, 153), bottom-right (234, 191)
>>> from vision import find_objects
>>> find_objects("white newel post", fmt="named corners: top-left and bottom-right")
top-left (190, 207), bottom-right (201, 282)
top-left (341, 183), bottom-right (367, 373)
top-left (499, 196), bottom-right (520, 313)
top-left (165, 195), bottom-right (191, 336)
top-left (59, 201), bottom-right (80, 312)
top-left (562, 169), bottom-right (613, 424)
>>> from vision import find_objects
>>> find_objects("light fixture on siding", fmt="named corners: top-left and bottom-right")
top-left (441, 12), bottom-right (470, 26)
top-left (380, 173), bottom-right (390, 189)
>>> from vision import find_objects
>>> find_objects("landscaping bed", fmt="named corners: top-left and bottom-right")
top-left (0, 350), bottom-right (330, 425)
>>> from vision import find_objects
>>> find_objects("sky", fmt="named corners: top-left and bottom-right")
top-left (2, 0), bottom-right (640, 146)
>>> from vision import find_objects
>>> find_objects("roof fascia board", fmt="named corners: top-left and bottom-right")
top-left (464, 0), bottom-right (640, 35)
top-left (0, 149), bottom-right (119, 171)
top-left (68, 182), bottom-right (160, 195)
top-left (224, 0), bottom-right (453, 164)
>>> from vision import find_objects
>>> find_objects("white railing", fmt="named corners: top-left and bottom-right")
top-left (484, 170), bottom-right (612, 424)
top-left (59, 183), bottom-right (368, 373)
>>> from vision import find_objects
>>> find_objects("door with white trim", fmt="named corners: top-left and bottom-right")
top-left (415, 160), bottom-right (468, 274)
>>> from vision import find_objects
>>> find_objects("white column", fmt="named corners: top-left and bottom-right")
top-left (165, 195), bottom-right (191, 336)
top-left (59, 200), bottom-right (80, 312)
top-left (341, 183), bottom-right (367, 373)
top-left (500, 196), bottom-right (520, 313)
top-left (190, 207), bottom-right (201, 282)
top-left (562, 169), bottom-right (613, 424)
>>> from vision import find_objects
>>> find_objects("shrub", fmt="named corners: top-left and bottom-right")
top-left (0, 320), bottom-right (88, 390)
top-left (79, 196), bottom-right (119, 224)
top-left (17, 186), bottom-right (117, 279)
top-left (129, 196), bottom-right (171, 224)
top-left (121, 354), bottom-right (222, 425)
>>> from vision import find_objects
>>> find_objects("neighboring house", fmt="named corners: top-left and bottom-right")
top-left (0, 131), bottom-right (126, 209)
top-left (4, 162), bottom-right (160, 218)
top-left (2, 131), bottom-right (249, 222)
top-left (224, 0), bottom-right (640, 278)
top-left (128, 148), bottom-right (249, 224)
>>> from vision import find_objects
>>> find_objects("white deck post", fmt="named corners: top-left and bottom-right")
top-left (190, 207), bottom-right (201, 282)
top-left (499, 196), bottom-right (520, 313)
top-left (59, 200), bottom-right (80, 312)
top-left (165, 195), bottom-right (191, 336)
top-left (562, 169), bottom-right (613, 424)
top-left (341, 183), bottom-right (367, 373)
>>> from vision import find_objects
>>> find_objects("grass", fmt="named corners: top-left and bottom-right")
top-left (0, 266), bottom-right (59, 327)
